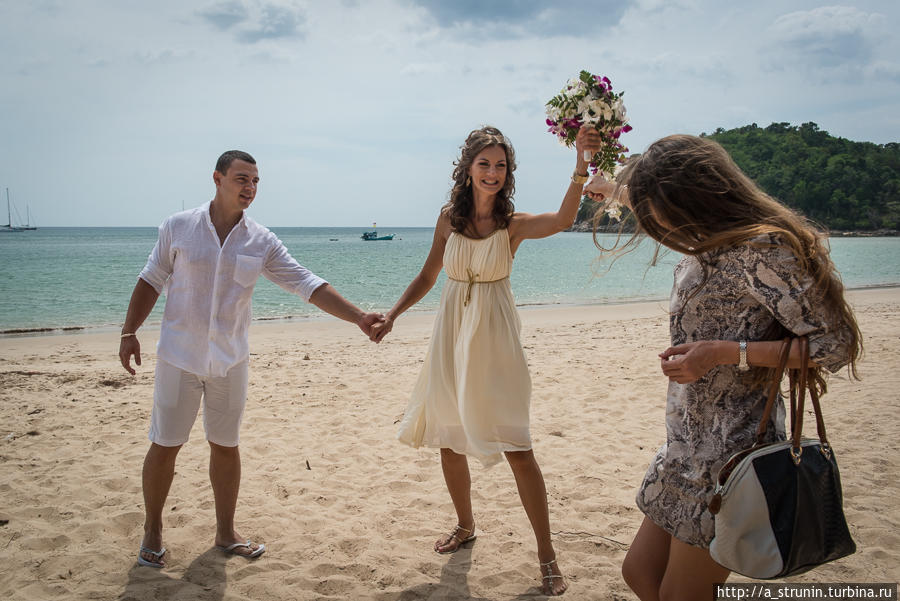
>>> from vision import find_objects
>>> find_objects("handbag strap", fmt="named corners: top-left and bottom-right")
top-left (807, 375), bottom-right (830, 447)
top-left (711, 335), bottom-right (833, 511)
top-left (790, 336), bottom-right (809, 454)
top-left (788, 368), bottom-right (798, 432)
top-left (754, 337), bottom-right (793, 445)
top-left (793, 335), bottom-right (831, 451)
top-left (787, 336), bottom-right (832, 462)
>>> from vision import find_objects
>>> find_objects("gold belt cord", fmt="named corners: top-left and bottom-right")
top-left (448, 268), bottom-right (508, 307)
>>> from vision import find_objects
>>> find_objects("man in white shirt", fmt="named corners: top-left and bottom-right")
top-left (119, 150), bottom-right (382, 568)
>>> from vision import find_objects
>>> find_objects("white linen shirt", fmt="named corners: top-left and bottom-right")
top-left (139, 201), bottom-right (327, 377)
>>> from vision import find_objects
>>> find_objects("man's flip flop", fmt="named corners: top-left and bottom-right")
top-left (217, 540), bottom-right (266, 559)
top-left (137, 546), bottom-right (166, 568)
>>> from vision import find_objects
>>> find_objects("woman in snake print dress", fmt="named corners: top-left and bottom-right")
top-left (586, 134), bottom-right (862, 600)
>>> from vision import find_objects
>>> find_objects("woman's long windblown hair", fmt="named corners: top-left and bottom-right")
top-left (596, 134), bottom-right (862, 388)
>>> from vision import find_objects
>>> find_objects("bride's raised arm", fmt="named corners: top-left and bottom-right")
top-left (509, 126), bottom-right (601, 245)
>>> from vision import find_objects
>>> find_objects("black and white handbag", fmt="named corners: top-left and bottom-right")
top-left (707, 337), bottom-right (856, 579)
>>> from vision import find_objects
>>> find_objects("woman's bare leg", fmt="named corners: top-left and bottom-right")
top-left (505, 450), bottom-right (567, 596)
top-left (622, 515), bottom-right (730, 601)
top-left (659, 536), bottom-right (730, 601)
top-left (434, 448), bottom-right (476, 553)
top-left (622, 516), bottom-right (671, 601)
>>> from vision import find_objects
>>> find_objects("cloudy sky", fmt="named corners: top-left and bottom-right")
top-left (1, 0), bottom-right (898, 227)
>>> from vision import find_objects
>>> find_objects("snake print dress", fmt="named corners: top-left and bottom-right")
top-left (636, 234), bottom-right (854, 547)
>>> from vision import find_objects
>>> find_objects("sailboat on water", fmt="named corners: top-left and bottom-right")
top-left (21, 206), bottom-right (37, 231)
top-left (1, 188), bottom-right (36, 232)
top-left (2, 188), bottom-right (23, 233)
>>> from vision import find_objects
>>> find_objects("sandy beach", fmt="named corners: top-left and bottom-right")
top-left (1, 288), bottom-right (898, 600)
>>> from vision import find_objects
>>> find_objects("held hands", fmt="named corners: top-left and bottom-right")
top-left (357, 312), bottom-right (386, 341)
top-left (369, 316), bottom-right (394, 344)
top-left (659, 341), bottom-right (725, 384)
top-left (119, 335), bottom-right (141, 375)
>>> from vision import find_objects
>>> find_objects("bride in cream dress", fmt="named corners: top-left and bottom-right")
top-left (371, 125), bottom-right (605, 596)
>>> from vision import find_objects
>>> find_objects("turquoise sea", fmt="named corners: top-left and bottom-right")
top-left (1, 227), bottom-right (899, 334)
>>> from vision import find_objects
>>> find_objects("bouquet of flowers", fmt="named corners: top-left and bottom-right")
top-left (545, 70), bottom-right (632, 178)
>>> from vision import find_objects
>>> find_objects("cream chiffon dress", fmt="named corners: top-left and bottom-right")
top-left (397, 228), bottom-right (532, 467)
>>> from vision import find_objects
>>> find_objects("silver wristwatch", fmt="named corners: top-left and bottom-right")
top-left (738, 340), bottom-right (750, 371)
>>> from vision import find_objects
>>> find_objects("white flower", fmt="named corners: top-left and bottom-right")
top-left (613, 98), bottom-right (627, 120)
top-left (565, 79), bottom-right (587, 97)
top-left (589, 99), bottom-right (612, 121)
top-left (576, 97), bottom-right (592, 117)
top-left (605, 199), bottom-right (623, 222)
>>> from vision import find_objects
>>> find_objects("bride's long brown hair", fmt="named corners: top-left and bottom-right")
top-left (596, 134), bottom-right (862, 388)
top-left (442, 126), bottom-right (516, 236)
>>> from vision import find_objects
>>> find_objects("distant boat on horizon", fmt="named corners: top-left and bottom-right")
top-left (361, 221), bottom-right (395, 241)
top-left (2, 188), bottom-right (23, 233)
top-left (361, 231), bottom-right (395, 241)
top-left (2, 188), bottom-right (36, 232)
top-left (20, 204), bottom-right (37, 231)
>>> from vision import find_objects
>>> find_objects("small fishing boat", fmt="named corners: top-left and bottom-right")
top-left (360, 222), bottom-right (394, 241)
top-left (361, 231), bottom-right (395, 241)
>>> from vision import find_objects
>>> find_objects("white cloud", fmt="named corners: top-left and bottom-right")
top-left (772, 5), bottom-right (884, 37)
top-left (770, 6), bottom-right (886, 67)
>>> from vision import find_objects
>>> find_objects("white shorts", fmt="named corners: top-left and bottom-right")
top-left (148, 358), bottom-right (249, 447)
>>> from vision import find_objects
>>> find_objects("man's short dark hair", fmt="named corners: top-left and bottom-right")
top-left (215, 150), bottom-right (256, 175)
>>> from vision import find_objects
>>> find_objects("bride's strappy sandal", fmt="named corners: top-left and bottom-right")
top-left (434, 524), bottom-right (476, 554)
top-left (540, 557), bottom-right (567, 596)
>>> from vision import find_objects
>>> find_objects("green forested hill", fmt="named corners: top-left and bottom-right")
top-left (575, 122), bottom-right (900, 232)
top-left (706, 122), bottom-right (899, 231)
